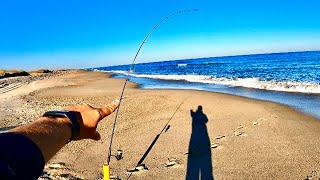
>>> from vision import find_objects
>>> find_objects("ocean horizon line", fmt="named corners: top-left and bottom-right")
top-left (94, 50), bottom-right (320, 68)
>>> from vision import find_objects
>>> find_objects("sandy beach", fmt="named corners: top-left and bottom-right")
top-left (1, 70), bottom-right (320, 180)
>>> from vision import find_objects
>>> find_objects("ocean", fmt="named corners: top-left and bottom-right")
top-left (89, 51), bottom-right (320, 119)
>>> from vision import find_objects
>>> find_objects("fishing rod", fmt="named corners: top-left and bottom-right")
top-left (103, 9), bottom-right (199, 180)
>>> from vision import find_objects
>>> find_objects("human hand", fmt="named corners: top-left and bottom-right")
top-left (65, 99), bottom-right (120, 141)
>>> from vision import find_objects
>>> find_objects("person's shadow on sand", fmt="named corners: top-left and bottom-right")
top-left (186, 106), bottom-right (214, 180)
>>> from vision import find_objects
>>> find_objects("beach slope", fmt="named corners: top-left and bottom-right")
top-left (1, 70), bottom-right (320, 180)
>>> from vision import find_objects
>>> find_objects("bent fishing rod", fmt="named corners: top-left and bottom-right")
top-left (103, 9), bottom-right (199, 180)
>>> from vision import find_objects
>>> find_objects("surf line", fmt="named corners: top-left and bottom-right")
top-left (103, 9), bottom-right (199, 180)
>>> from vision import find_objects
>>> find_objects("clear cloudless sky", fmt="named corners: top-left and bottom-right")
top-left (0, 0), bottom-right (320, 70)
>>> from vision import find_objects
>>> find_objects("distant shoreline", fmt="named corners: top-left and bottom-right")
top-left (0, 69), bottom-right (71, 95)
top-left (0, 69), bottom-right (69, 79)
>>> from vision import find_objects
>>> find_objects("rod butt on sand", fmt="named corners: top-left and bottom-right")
top-left (103, 164), bottom-right (110, 180)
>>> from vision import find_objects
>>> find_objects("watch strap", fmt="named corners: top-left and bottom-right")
top-left (43, 110), bottom-right (80, 140)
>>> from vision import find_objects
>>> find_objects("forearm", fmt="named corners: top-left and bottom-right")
top-left (9, 116), bottom-right (71, 163)
top-left (0, 101), bottom-right (119, 180)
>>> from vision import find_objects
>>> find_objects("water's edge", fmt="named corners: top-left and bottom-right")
top-left (106, 72), bottom-right (320, 120)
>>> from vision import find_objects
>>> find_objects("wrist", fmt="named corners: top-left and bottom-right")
top-left (50, 116), bottom-right (72, 130)
top-left (43, 110), bottom-right (81, 141)
top-left (41, 117), bottom-right (72, 142)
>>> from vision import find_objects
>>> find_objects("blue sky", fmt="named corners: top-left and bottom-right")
top-left (0, 0), bottom-right (320, 70)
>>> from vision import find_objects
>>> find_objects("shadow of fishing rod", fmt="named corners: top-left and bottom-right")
top-left (126, 98), bottom-right (188, 179)
top-left (137, 99), bottom-right (187, 166)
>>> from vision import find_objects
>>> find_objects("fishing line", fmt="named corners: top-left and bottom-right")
top-left (105, 9), bottom-right (199, 174)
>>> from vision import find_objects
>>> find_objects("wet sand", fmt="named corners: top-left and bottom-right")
top-left (1, 70), bottom-right (320, 180)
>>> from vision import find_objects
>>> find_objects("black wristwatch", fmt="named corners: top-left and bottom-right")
top-left (43, 110), bottom-right (80, 140)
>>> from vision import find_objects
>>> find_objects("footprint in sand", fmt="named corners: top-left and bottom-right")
top-left (259, 118), bottom-right (266, 121)
top-left (212, 134), bottom-right (225, 149)
top-left (253, 118), bottom-right (267, 126)
top-left (252, 122), bottom-right (259, 125)
top-left (234, 131), bottom-right (242, 136)
top-left (237, 125), bottom-right (244, 130)
top-left (214, 135), bottom-right (226, 140)
top-left (165, 158), bottom-right (179, 167)
top-left (305, 170), bottom-right (319, 180)
top-left (211, 142), bottom-right (219, 149)
top-left (234, 131), bottom-right (247, 137)
top-left (271, 113), bottom-right (278, 119)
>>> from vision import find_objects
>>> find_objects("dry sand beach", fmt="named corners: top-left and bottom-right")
top-left (1, 70), bottom-right (320, 180)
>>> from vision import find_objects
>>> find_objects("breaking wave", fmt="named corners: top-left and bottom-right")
top-left (106, 71), bottom-right (320, 94)
top-left (177, 63), bottom-right (188, 67)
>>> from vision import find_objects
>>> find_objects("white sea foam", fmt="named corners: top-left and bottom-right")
top-left (103, 70), bottom-right (130, 75)
top-left (134, 74), bottom-right (212, 82)
top-left (209, 77), bottom-right (320, 94)
top-left (106, 71), bottom-right (320, 94)
top-left (177, 64), bottom-right (188, 67)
